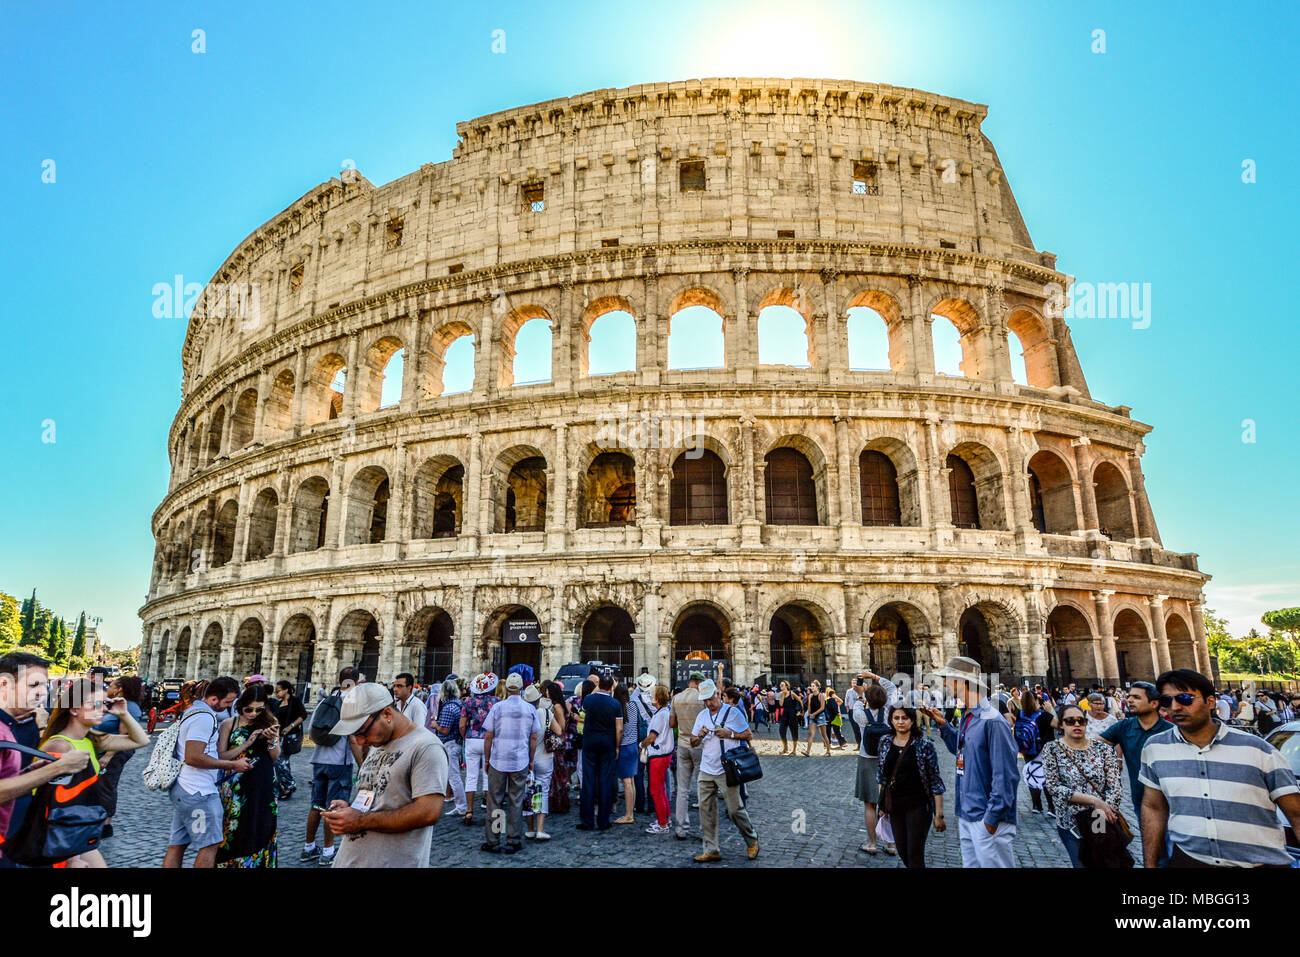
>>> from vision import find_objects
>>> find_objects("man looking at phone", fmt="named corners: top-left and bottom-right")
top-left (321, 682), bottom-right (448, 868)
top-left (923, 656), bottom-right (1019, 868)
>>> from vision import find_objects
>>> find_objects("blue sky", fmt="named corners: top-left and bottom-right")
top-left (1, 0), bottom-right (1295, 648)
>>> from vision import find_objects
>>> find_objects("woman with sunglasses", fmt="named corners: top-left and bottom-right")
top-left (1039, 703), bottom-right (1124, 868)
top-left (215, 683), bottom-right (281, 867)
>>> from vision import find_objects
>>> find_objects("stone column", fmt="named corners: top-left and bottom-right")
top-left (1023, 585), bottom-right (1049, 680)
top-left (230, 479), bottom-right (251, 566)
top-left (391, 440), bottom-right (409, 543)
top-left (186, 618), bottom-right (203, 678)
top-left (253, 366), bottom-right (272, 445)
top-left (1127, 449), bottom-right (1162, 546)
top-left (342, 332), bottom-right (362, 419)
top-left (456, 591), bottom-right (477, 677)
top-left (937, 584), bottom-right (960, 664)
top-left (379, 595), bottom-right (400, 683)
top-left (1005, 427), bottom-right (1033, 533)
top-left (1071, 437), bottom-right (1099, 533)
top-left (290, 348), bottom-right (308, 436)
top-left (731, 267), bottom-right (754, 380)
top-left (834, 415), bottom-right (854, 529)
top-left (822, 269), bottom-right (847, 379)
top-left (1149, 595), bottom-right (1172, 672)
top-left (547, 422), bottom-right (568, 550)
top-left (906, 278), bottom-right (934, 375)
top-left (327, 455), bottom-right (347, 549)
top-left (1190, 599), bottom-right (1211, 676)
top-left (925, 418), bottom-right (953, 527)
top-left (461, 428), bottom-right (482, 551)
top-left (1093, 590), bottom-right (1119, 684)
top-left (740, 415), bottom-right (762, 545)
top-left (273, 473), bottom-right (293, 558)
top-left (554, 279), bottom-right (574, 390)
top-left (638, 273), bottom-right (661, 385)
top-left (401, 316), bottom-right (425, 408)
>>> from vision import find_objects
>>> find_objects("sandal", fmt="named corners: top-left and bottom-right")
top-left (462, 813), bottom-right (474, 826)
top-left (860, 842), bottom-right (879, 855)
top-left (614, 816), bottom-right (635, 824)
top-left (885, 844), bottom-right (897, 856)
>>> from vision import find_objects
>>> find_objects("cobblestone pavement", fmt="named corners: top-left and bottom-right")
top-left (103, 724), bottom-right (1142, 868)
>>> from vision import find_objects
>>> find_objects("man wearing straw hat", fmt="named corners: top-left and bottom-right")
top-left (920, 655), bottom-right (1020, 867)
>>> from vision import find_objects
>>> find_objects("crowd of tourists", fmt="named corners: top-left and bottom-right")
top-left (1, 647), bottom-right (1297, 870)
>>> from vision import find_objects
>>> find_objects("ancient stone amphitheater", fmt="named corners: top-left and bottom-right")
top-left (139, 79), bottom-right (1209, 695)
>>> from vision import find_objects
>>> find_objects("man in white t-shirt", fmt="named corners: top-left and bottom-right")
top-left (392, 673), bottom-right (428, 730)
top-left (162, 676), bottom-right (249, 868)
top-left (689, 681), bottom-right (758, 863)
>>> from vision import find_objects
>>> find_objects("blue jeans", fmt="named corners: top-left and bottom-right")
top-left (1058, 826), bottom-right (1083, 868)
top-left (580, 740), bottom-right (617, 829)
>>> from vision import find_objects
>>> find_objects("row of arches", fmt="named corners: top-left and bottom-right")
top-left (158, 435), bottom-right (1144, 579)
top-left (175, 285), bottom-right (1064, 479)
top-left (144, 590), bottom-right (1199, 691)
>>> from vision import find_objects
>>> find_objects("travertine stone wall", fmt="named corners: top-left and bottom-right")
top-left (139, 80), bottom-right (1209, 692)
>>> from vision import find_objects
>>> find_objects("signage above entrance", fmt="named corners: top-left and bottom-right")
top-left (504, 619), bottom-right (541, 644)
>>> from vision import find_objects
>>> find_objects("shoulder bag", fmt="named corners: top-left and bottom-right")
top-left (878, 738), bottom-right (910, 815)
top-left (717, 705), bottom-right (763, 787)
top-left (1060, 744), bottom-right (1134, 868)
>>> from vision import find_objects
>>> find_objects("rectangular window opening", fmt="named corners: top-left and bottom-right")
top-left (601, 238), bottom-right (619, 248)
top-left (852, 160), bottom-right (880, 195)
top-left (289, 263), bottom-right (304, 290)
top-left (939, 239), bottom-right (957, 249)
top-left (385, 218), bottom-right (404, 249)
top-left (522, 182), bottom-right (545, 212)
top-left (448, 263), bottom-right (464, 274)
top-left (777, 229), bottom-right (795, 239)
top-left (679, 160), bottom-right (706, 192)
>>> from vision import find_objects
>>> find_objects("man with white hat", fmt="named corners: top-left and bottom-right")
top-left (320, 682), bottom-right (449, 868)
top-left (688, 678), bottom-right (759, 863)
top-left (920, 655), bottom-right (1020, 867)
top-left (480, 672), bottom-right (542, 854)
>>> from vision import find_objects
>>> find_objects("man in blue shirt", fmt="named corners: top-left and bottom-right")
top-left (577, 672), bottom-right (623, 831)
top-left (923, 655), bottom-right (1019, 867)
top-left (1100, 680), bottom-right (1171, 862)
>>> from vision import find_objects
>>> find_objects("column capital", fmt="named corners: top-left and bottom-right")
top-left (1148, 594), bottom-right (1167, 607)
top-left (1070, 436), bottom-right (1092, 448)
top-left (1094, 589), bottom-right (1115, 601)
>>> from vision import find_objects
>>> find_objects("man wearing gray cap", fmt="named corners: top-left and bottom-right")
top-left (921, 655), bottom-right (1019, 867)
top-left (670, 670), bottom-right (707, 839)
top-left (321, 682), bottom-right (449, 868)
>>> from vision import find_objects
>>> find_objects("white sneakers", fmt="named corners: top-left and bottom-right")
top-left (533, 831), bottom-right (551, 841)
top-left (645, 822), bottom-right (671, 834)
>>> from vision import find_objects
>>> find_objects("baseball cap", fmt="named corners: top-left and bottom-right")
top-left (697, 679), bottom-right (718, 700)
top-left (330, 683), bottom-right (395, 736)
top-left (505, 673), bottom-right (524, 692)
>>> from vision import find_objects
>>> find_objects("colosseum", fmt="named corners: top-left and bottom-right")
top-left (139, 78), bottom-right (1210, 696)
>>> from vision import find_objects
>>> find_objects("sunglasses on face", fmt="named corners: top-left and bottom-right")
top-left (351, 712), bottom-right (381, 738)
top-left (1061, 716), bottom-right (1087, 726)
top-left (1158, 693), bottom-right (1197, 708)
top-left (242, 706), bottom-right (265, 715)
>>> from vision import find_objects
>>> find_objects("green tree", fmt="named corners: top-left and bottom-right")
top-left (1203, 607), bottom-right (1234, 663)
top-left (1262, 607), bottom-right (1300, 648)
top-left (0, 592), bottom-right (21, 650)
top-left (19, 589), bottom-right (40, 646)
top-left (71, 611), bottom-right (87, 659)
top-left (46, 617), bottom-right (68, 666)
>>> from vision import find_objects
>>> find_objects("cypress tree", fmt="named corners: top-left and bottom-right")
top-left (72, 612), bottom-right (87, 658)
top-left (20, 589), bottom-right (38, 645)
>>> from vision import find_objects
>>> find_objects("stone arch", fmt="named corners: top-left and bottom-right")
top-left (212, 497), bottom-right (239, 568)
top-left (404, 606), bottom-right (456, 685)
top-left (343, 465), bottom-right (390, 545)
top-left (669, 600), bottom-right (734, 662)
top-left (230, 388), bottom-right (258, 449)
top-left (945, 440), bottom-right (1007, 530)
top-left (844, 288), bottom-right (907, 372)
top-left (198, 621), bottom-right (223, 677)
top-left (187, 415), bottom-right (203, 472)
top-left (1027, 448), bottom-right (1078, 535)
top-left (667, 285), bottom-right (728, 369)
top-left (491, 445), bottom-right (548, 533)
top-left (1093, 460), bottom-right (1136, 540)
top-left (204, 405), bottom-right (226, 465)
top-left (169, 518), bottom-right (189, 579)
top-left (1006, 307), bottom-right (1057, 389)
top-left (576, 445), bottom-right (637, 528)
top-left (479, 602), bottom-right (543, 676)
top-left (359, 334), bottom-right (405, 413)
top-left (245, 487), bottom-right (279, 561)
top-left (499, 305), bottom-right (553, 388)
top-left (289, 475), bottom-right (330, 552)
top-left (411, 453), bottom-right (465, 539)
top-left (233, 617), bottom-right (265, 678)
top-left (425, 320), bottom-right (477, 397)
top-left (1165, 611), bottom-right (1197, 670)
top-left (189, 508), bottom-right (212, 570)
top-left (578, 603), bottom-right (637, 673)
top-left (867, 600), bottom-right (933, 677)
top-left (957, 597), bottom-right (1022, 678)
top-left (1113, 606), bottom-right (1154, 683)
top-left (763, 433), bottom-right (829, 526)
top-left (859, 436), bottom-right (921, 527)
top-left (306, 351), bottom-right (347, 425)
top-left (580, 295), bottom-right (638, 377)
top-left (277, 613), bottom-right (317, 692)
top-left (669, 441), bottom-right (730, 526)
top-left (755, 285), bottom-right (815, 368)
top-left (264, 369), bottom-right (295, 438)
top-left (171, 626), bottom-right (192, 677)
top-left (768, 600), bottom-right (833, 684)
top-left (154, 629), bottom-right (171, 678)
top-left (1046, 602), bottom-right (1095, 687)
top-left (929, 295), bottom-right (985, 378)
top-left (336, 607), bottom-right (383, 681)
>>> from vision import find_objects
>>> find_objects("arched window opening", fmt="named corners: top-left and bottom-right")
top-left (245, 488), bottom-right (278, 561)
top-left (1046, 605), bottom-right (1092, 687)
top-left (669, 450), bottom-right (728, 525)
top-left (307, 353), bottom-right (347, 425)
top-left (1027, 450), bottom-right (1077, 535)
top-left (764, 447), bottom-right (818, 525)
top-left (411, 457), bottom-right (464, 539)
top-left (498, 456), bottom-right (547, 532)
top-left (585, 309), bottom-right (636, 376)
top-left (230, 389), bottom-right (258, 449)
top-left (1028, 470), bottom-right (1046, 533)
top-left (931, 315), bottom-right (964, 377)
top-left (769, 604), bottom-right (826, 685)
top-left (1113, 608), bottom-right (1152, 685)
top-left (1008, 329), bottom-right (1030, 386)
top-left (510, 318), bottom-right (553, 386)
top-left (580, 452), bottom-right (637, 528)
top-left (959, 607), bottom-right (999, 674)
top-left (204, 406), bottom-right (226, 465)
top-left (290, 477), bottom-right (330, 553)
top-left (757, 305), bottom-right (810, 367)
top-left (359, 336), bottom-right (404, 413)
top-left (1093, 461), bottom-right (1136, 540)
top-left (947, 454), bottom-right (980, 529)
top-left (264, 370), bottom-right (294, 437)
top-left (212, 499), bottom-right (238, 568)
top-left (579, 605), bottom-right (636, 673)
top-left (859, 450), bottom-right (901, 526)
top-left (415, 610), bottom-right (455, 686)
top-left (233, 618), bottom-right (264, 677)
top-left (671, 605), bottom-right (730, 664)
top-left (668, 306), bottom-right (725, 369)
top-left (846, 306), bottom-right (891, 370)
top-left (379, 350), bottom-right (404, 408)
top-left (343, 467), bottom-right (390, 545)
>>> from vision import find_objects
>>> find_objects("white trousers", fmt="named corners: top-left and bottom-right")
top-left (443, 738), bottom-right (468, 815)
top-left (957, 817), bottom-right (1017, 868)
top-left (463, 737), bottom-right (487, 795)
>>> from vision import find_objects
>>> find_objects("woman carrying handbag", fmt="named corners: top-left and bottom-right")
top-left (1040, 703), bottom-right (1130, 868)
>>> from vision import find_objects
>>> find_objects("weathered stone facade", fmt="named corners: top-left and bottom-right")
top-left (139, 79), bottom-right (1209, 692)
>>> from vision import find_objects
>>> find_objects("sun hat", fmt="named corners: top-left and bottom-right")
top-left (470, 672), bottom-right (499, 695)
top-left (505, 673), bottom-right (524, 692)
top-left (246, 674), bottom-right (266, 685)
top-left (329, 683), bottom-right (395, 736)
top-left (635, 673), bottom-right (656, 691)
top-left (928, 655), bottom-right (989, 690)
top-left (522, 684), bottom-right (542, 704)
top-left (696, 679), bottom-right (719, 701)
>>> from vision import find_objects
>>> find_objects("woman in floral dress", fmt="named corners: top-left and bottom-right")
top-left (216, 683), bottom-right (280, 868)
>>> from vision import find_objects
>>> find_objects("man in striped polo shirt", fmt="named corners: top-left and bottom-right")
top-left (1139, 668), bottom-right (1300, 868)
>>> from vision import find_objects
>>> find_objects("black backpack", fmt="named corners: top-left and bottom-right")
top-left (309, 693), bottom-right (343, 747)
top-left (862, 707), bottom-right (890, 755)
